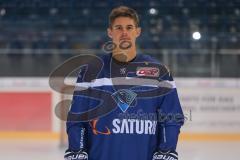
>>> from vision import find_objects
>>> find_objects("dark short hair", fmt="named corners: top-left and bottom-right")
top-left (109, 6), bottom-right (140, 28)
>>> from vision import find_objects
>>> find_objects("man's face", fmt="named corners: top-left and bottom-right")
top-left (108, 17), bottom-right (141, 49)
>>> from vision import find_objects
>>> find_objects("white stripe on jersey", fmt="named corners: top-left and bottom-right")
top-left (75, 77), bottom-right (176, 89)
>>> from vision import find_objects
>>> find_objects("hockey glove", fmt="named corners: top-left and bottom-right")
top-left (64, 149), bottom-right (88, 160)
top-left (152, 150), bottom-right (178, 160)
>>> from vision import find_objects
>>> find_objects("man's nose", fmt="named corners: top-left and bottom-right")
top-left (121, 29), bottom-right (128, 36)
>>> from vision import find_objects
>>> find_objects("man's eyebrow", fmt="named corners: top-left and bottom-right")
top-left (126, 25), bottom-right (134, 27)
top-left (113, 25), bottom-right (122, 28)
top-left (113, 24), bottom-right (134, 28)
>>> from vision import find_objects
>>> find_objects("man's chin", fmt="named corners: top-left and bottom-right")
top-left (119, 40), bottom-right (132, 50)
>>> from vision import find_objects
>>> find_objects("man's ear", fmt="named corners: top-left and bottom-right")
top-left (107, 28), bottom-right (112, 38)
top-left (136, 27), bottom-right (141, 38)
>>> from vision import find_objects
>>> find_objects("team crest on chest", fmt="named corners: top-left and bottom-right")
top-left (111, 89), bottom-right (137, 112)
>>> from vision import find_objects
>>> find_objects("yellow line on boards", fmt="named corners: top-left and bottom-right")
top-left (179, 133), bottom-right (240, 141)
top-left (0, 132), bottom-right (59, 140)
top-left (1, 132), bottom-right (240, 141)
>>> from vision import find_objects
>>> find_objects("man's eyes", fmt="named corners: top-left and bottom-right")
top-left (114, 26), bottom-right (134, 30)
top-left (115, 26), bottom-right (122, 30)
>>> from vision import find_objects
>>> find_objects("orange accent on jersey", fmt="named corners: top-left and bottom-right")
top-left (90, 119), bottom-right (111, 135)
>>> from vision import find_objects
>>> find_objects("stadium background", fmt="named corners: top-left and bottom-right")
top-left (0, 0), bottom-right (240, 160)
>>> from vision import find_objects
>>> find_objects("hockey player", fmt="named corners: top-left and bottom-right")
top-left (64, 6), bottom-right (184, 160)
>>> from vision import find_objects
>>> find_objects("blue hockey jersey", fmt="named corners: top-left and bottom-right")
top-left (66, 53), bottom-right (184, 160)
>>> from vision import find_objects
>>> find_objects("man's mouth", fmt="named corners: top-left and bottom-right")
top-left (120, 37), bottom-right (131, 41)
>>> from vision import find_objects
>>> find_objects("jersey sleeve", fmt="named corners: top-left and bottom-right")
top-left (66, 55), bottom-right (104, 152)
top-left (66, 67), bottom-right (90, 151)
top-left (157, 71), bottom-right (184, 151)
